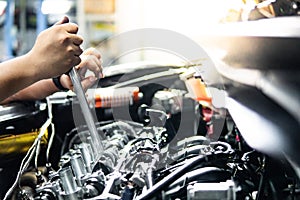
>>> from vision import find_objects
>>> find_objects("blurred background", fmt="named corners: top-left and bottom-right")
top-left (0, 0), bottom-right (299, 62)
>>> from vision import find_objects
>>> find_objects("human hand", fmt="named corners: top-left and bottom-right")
top-left (60, 47), bottom-right (103, 91)
top-left (26, 16), bottom-right (83, 80)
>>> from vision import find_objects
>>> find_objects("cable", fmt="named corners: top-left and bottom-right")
top-left (4, 138), bottom-right (38, 199)
top-left (35, 97), bottom-right (53, 170)
top-left (35, 140), bottom-right (41, 171)
top-left (45, 97), bottom-right (55, 163)
top-left (3, 98), bottom-right (53, 200)
top-left (46, 122), bottom-right (55, 163)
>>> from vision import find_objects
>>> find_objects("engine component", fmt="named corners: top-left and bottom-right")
top-left (32, 115), bottom-right (239, 200)
top-left (187, 180), bottom-right (237, 200)
top-left (21, 101), bottom-right (298, 200)
top-left (152, 89), bottom-right (185, 115)
top-left (93, 87), bottom-right (142, 108)
top-left (0, 102), bottom-right (48, 162)
top-left (184, 77), bottom-right (212, 105)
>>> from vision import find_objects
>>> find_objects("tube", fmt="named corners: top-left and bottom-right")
top-left (136, 154), bottom-right (207, 200)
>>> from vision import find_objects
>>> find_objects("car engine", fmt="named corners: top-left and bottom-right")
top-left (1, 58), bottom-right (299, 200)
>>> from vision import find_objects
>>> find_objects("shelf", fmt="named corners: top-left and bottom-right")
top-left (85, 14), bottom-right (115, 22)
top-left (76, 0), bottom-right (116, 48)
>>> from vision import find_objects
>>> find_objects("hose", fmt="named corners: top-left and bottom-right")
top-left (168, 167), bottom-right (231, 189)
top-left (136, 154), bottom-right (208, 200)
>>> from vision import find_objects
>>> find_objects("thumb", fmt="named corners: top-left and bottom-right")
top-left (54, 16), bottom-right (69, 25)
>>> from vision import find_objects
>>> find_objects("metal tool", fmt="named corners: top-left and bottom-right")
top-left (69, 68), bottom-right (103, 161)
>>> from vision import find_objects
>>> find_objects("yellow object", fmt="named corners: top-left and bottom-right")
top-left (0, 129), bottom-right (48, 158)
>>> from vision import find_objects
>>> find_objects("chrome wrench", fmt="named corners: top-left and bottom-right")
top-left (69, 68), bottom-right (103, 161)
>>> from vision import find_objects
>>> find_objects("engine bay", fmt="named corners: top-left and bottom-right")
top-left (0, 59), bottom-right (299, 200)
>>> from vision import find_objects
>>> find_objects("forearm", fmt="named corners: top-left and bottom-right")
top-left (0, 16), bottom-right (84, 103)
top-left (0, 55), bottom-right (40, 102)
top-left (1, 79), bottom-right (60, 104)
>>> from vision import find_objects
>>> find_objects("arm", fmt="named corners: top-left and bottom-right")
top-left (1, 48), bottom-right (103, 104)
top-left (0, 79), bottom-right (59, 104)
top-left (0, 16), bottom-right (83, 102)
top-left (0, 55), bottom-right (41, 102)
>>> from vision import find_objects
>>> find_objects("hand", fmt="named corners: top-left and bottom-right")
top-left (60, 47), bottom-right (103, 91)
top-left (26, 16), bottom-right (83, 80)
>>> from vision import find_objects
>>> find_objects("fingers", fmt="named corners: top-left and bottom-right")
top-left (74, 47), bottom-right (103, 78)
top-left (55, 22), bottom-right (80, 36)
top-left (81, 76), bottom-right (98, 91)
top-left (55, 17), bottom-right (84, 54)
top-left (60, 74), bottom-right (97, 92)
top-left (54, 16), bottom-right (69, 25)
top-left (60, 74), bottom-right (73, 90)
top-left (83, 47), bottom-right (101, 59)
top-left (29, 16), bottom-right (86, 80)
top-left (53, 17), bottom-right (83, 61)
top-left (84, 48), bottom-right (102, 77)
top-left (71, 34), bottom-right (84, 46)
top-left (67, 43), bottom-right (83, 67)
top-left (71, 56), bottom-right (82, 68)
top-left (76, 54), bottom-right (103, 78)
top-left (54, 16), bottom-right (80, 34)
